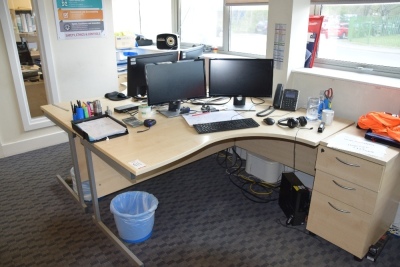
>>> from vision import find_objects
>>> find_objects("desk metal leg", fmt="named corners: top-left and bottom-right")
top-left (55, 132), bottom-right (88, 212)
top-left (83, 143), bottom-right (144, 267)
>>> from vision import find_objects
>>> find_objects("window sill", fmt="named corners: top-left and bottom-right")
top-left (292, 67), bottom-right (400, 89)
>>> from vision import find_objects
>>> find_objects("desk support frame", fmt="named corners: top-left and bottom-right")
top-left (82, 140), bottom-right (144, 267)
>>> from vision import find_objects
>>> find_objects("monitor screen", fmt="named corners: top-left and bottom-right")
top-left (179, 45), bottom-right (204, 60)
top-left (16, 42), bottom-right (33, 66)
top-left (127, 51), bottom-right (179, 98)
top-left (208, 58), bottom-right (274, 106)
top-left (145, 59), bottom-right (207, 117)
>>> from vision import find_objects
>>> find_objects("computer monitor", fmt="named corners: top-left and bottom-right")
top-left (146, 59), bottom-right (207, 118)
top-left (208, 58), bottom-right (274, 110)
top-left (127, 51), bottom-right (179, 98)
top-left (16, 42), bottom-right (34, 66)
top-left (179, 45), bottom-right (204, 60)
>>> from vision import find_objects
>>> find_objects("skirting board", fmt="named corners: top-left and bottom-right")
top-left (0, 130), bottom-right (68, 158)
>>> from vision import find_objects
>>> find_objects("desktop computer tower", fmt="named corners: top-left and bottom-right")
top-left (278, 172), bottom-right (310, 226)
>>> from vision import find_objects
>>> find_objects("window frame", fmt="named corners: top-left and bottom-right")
top-left (311, 3), bottom-right (400, 79)
top-left (176, 0), bottom-right (268, 59)
top-left (175, 1), bottom-right (400, 78)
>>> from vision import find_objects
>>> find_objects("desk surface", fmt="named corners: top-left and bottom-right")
top-left (41, 98), bottom-right (354, 178)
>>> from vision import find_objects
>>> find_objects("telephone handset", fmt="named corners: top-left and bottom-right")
top-left (273, 84), bottom-right (284, 109)
top-left (273, 84), bottom-right (299, 111)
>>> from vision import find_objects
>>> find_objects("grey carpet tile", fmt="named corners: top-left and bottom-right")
top-left (1, 142), bottom-right (400, 267)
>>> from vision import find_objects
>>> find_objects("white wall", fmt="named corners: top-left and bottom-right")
top-left (0, 1), bottom-right (119, 157)
top-left (288, 69), bottom-right (400, 123)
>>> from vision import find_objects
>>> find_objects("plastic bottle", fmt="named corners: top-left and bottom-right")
top-left (318, 90), bottom-right (325, 120)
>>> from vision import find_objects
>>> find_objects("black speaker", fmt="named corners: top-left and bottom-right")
top-left (156, 33), bottom-right (179, 50)
top-left (278, 172), bottom-right (310, 226)
top-left (278, 116), bottom-right (307, 128)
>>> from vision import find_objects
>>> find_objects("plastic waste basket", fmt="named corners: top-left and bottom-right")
top-left (110, 191), bottom-right (159, 243)
top-left (70, 167), bottom-right (92, 201)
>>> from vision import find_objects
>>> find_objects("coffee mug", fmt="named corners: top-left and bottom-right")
top-left (322, 109), bottom-right (334, 126)
top-left (139, 105), bottom-right (152, 119)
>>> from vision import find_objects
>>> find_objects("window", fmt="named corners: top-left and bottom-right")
top-left (179, 0), bottom-right (223, 47)
top-left (229, 5), bottom-right (268, 55)
top-left (313, 3), bottom-right (400, 78)
top-left (112, 0), bottom-right (172, 41)
top-left (179, 0), bottom-right (268, 57)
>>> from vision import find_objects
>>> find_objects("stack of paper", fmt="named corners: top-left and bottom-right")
top-left (75, 117), bottom-right (127, 141)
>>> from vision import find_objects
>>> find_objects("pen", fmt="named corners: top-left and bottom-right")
top-left (192, 112), bottom-right (210, 116)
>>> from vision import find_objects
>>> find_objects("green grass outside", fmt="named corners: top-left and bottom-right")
top-left (350, 34), bottom-right (400, 48)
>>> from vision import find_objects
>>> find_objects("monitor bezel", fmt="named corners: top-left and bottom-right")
top-left (16, 42), bottom-right (34, 66)
top-left (145, 59), bottom-right (207, 117)
top-left (208, 58), bottom-right (274, 99)
top-left (127, 51), bottom-right (179, 98)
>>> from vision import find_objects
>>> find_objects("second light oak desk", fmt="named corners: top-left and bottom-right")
top-left (41, 98), bottom-right (354, 266)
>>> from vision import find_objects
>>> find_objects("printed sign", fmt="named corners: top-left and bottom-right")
top-left (53, 0), bottom-right (105, 40)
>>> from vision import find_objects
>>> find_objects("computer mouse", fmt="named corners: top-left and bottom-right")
top-left (144, 119), bottom-right (156, 127)
top-left (263, 117), bottom-right (275, 125)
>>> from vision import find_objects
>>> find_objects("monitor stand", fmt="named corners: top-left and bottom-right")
top-left (226, 96), bottom-right (256, 111)
top-left (158, 101), bottom-right (182, 118)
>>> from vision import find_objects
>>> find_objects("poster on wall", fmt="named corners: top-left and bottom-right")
top-left (53, 0), bottom-right (105, 40)
top-left (273, 23), bottom-right (286, 70)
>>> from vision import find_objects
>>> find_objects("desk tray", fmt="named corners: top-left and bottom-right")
top-left (71, 114), bottom-right (128, 143)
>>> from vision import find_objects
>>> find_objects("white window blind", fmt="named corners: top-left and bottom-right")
top-left (225, 0), bottom-right (268, 5)
top-left (311, 0), bottom-right (400, 3)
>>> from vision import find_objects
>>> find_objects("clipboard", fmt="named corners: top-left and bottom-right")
top-left (71, 114), bottom-right (128, 143)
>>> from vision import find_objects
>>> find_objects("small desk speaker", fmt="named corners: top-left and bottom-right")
top-left (156, 33), bottom-right (179, 50)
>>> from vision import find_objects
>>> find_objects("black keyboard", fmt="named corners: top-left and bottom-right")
top-left (193, 118), bottom-right (260, 134)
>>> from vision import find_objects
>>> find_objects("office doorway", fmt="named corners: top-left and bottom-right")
top-left (9, 0), bottom-right (48, 118)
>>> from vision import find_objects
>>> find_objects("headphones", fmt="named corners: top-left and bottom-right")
top-left (278, 116), bottom-right (307, 128)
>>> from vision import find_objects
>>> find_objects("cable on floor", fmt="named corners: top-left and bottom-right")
top-left (216, 148), bottom-right (280, 203)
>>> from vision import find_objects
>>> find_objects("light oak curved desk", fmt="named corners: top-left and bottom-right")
top-left (41, 98), bottom-right (354, 266)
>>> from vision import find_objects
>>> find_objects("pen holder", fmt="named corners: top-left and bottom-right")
top-left (74, 107), bottom-right (85, 120)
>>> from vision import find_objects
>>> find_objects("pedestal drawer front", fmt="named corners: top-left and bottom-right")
top-left (316, 147), bottom-right (383, 191)
top-left (307, 191), bottom-right (371, 258)
top-left (314, 170), bottom-right (377, 214)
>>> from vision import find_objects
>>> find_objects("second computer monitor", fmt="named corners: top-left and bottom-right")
top-left (208, 58), bottom-right (274, 108)
top-left (127, 51), bottom-right (179, 98)
top-left (146, 59), bottom-right (207, 117)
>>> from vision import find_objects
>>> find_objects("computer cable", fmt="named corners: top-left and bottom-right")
top-left (216, 149), bottom-right (280, 203)
top-left (256, 105), bottom-right (275, 117)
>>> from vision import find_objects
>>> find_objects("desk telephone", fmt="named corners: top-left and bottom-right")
top-left (273, 84), bottom-right (299, 111)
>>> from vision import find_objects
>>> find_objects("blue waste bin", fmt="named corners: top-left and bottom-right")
top-left (110, 191), bottom-right (159, 243)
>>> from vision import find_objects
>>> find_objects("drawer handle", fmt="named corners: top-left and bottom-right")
top-left (328, 202), bottom-right (350, 213)
top-left (332, 180), bottom-right (356, 191)
top-left (335, 157), bottom-right (360, 167)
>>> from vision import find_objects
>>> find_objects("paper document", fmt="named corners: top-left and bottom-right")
top-left (327, 133), bottom-right (387, 158)
top-left (75, 117), bottom-right (126, 141)
top-left (182, 110), bottom-right (244, 126)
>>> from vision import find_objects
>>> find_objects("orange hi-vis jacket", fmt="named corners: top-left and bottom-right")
top-left (358, 112), bottom-right (400, 142)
